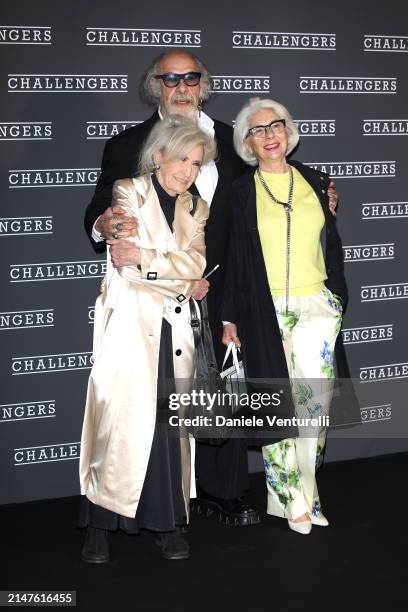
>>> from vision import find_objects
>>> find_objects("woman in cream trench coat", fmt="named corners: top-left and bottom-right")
top-left (79, 115), bottom-right (216, 561)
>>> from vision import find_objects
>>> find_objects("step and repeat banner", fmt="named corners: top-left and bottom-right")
top-left (1, 0), bottom-right (408, 504)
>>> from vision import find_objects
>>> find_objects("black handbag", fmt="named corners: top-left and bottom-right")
top-left (188, 297), bottom-right (233, 445)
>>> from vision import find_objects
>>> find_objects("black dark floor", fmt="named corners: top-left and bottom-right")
top-left (3, 453), bottom-right (408, 612)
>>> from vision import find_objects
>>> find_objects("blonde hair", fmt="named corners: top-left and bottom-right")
top-left (138, 114), bottom-right (217, 175)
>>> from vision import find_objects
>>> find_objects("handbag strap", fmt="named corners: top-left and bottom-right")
top-left (188, 196), bottom-right (200, 349)
top-left (188, 193), bottom-right (217, 371)
top-left (222, 342), bottom-right (242, 375)
top-left (189, 299), bottom-right (202, 349)
top-left (199, 297), bottom-right (218, 369)
top-left (222, 342), bottom-right (241, 372)
top-left (189, 298), bottom-right (212, 378)
top-left (189, 296), bottom-right (219, 373)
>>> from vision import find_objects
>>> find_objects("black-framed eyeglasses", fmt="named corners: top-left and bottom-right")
top-left (153, 72), bottom-right (202, 88)
top-left (246, 118), bottom-right (286, 139)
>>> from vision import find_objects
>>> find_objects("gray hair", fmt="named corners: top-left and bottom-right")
top-left (141, 51), bottom-right (213, 106)
top-left (138, 114), bottom-right (217, 175)
top-left (233, 97), bottom-right (299, 166)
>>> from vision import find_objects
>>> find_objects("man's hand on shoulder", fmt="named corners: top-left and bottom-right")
top-left (328, 181), bottom-right (339, 217)
top-left (106, 238), bottom-right (141, 268)
top-left (96, 206), bottom-right (139, 241)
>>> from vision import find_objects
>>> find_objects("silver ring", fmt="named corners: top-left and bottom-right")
top-left (114, 223), bottom-right (123, 230)
top-left (112, 232), bottom-right (118, 240)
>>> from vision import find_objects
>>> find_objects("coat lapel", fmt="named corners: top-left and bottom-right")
top-left (134, 175), bottom-right (174, 251)
top-left (288, 159), bottom-right (331, 259)
top-left (134, 176), bottom-right (198, 251)
top-left (173, 190), bottom-right (199, 250)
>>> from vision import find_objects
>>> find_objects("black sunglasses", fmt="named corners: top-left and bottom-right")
top-left (153, 72), bottom-right (201, 88)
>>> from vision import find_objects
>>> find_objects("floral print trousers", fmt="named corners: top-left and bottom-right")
top-left (262, 288), bottom-right (342, 520)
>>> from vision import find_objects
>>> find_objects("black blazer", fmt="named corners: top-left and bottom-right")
top-left (84, 111), bottom-right (246, 363)
top-left (220, 161), bottom-right (360, 426)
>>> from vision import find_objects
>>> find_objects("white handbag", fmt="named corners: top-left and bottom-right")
top-left (220, 342), bottom-right (247, 408)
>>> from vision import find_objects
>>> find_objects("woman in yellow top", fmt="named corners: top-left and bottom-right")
top-left (221, 97), bottom-right (354, 535)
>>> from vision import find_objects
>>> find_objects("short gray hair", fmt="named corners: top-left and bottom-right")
top-left (138, 114), bottom-right (217, 175)
top-left (141, 51), bottom-right (213, 106)
top-left (233, 97), bottom-right (299, 166)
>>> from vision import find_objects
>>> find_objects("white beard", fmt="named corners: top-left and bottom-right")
top-left (165, 101), bottom-right (198, 121)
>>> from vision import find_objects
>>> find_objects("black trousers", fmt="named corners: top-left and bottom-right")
top-left (78, 319), bottom-right (186, 534)
top-left (195, 438), bottom-right (249, 500)
top-left (195, 304), bottom-right (249, 501)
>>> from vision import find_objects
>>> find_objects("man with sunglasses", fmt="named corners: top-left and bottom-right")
top-left (84, 50), bottom-right (338, 531)
top-left (85, 50), bottom-right (259, 530)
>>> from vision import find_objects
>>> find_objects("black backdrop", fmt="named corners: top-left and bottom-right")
top-left (1, 0), bottom-right (408, 505)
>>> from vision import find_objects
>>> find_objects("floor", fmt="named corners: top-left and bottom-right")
top-left (3, 452), bottom-right (408, 612)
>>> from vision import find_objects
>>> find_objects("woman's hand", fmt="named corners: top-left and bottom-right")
top-left (192, 278), bottom-right (210, 300)
top-left (107, 239), bottom-right (141, 268)
top-left (222, 323), bottom-right (241, 348)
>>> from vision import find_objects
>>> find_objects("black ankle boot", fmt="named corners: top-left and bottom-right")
top-left (81, 526), bottom-right (110, 564)
top-left (156, 527), bottom-right (190, 560)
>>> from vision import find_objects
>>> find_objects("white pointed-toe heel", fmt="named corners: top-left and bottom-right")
top-left (288, 518), bottom-right (312, 535)
top-left (310, 513), bottom-right (329, 527)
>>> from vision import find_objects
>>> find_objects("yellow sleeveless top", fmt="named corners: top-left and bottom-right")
top-left (255, 166), bottom-right (327, 297)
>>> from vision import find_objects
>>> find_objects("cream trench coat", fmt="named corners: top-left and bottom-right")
top-left (80, 175), bottom-right (209, 518)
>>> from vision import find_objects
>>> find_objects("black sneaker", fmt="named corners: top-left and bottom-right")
top-left (156, 527), bottom-right (190, 560)
top-left (81, 527), bottom-right (110, 564)
top-left (191, 489), bottom-right (260, 527)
